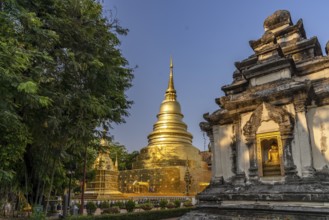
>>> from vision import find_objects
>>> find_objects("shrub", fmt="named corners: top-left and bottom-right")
top-left (101, 207), bottom-right (120, 214)
top-left (140, 203), bottom-right (153, 211)
top-left (86, 202), bottom-right (97, 215)
top-left (159, 200), bottom-right (168, 209)
top-left (113, 201), bottom-right (125, 209)
top-left (183, 200), bottom-right (193, 207)
top-left (174, 200), bottom-right (181, 208)
top-left (100, 201), bottom-right (110, 209)
top-left (125, 200), bottom-right (135, 213)
top-left (153, 202), bottom-right (160, 208)
top-left (30, 211), bottom-right (46, 220)
top-left (166, 202), bottom-right (175, 209)
top-left (67, 207), bottom-right (194, 220)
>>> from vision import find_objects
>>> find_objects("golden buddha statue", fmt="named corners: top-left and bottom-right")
top-left (266, 142), bottom-right (280, 165)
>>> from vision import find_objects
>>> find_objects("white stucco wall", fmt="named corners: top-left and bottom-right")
top-left (250, 68), bottom-right (291, 86)
top-left (308, 105), bottom-right (329, 170)
top-left (240, 112), bottom-right (252, 177)
top-left (257, 120), bottom-right (279, 134)
top-left (213, 124), bottom-right (235, 180)
top-left (295, 68), bottom-right (329, 82)
top-left (212, 125), bottom-right (222, 178)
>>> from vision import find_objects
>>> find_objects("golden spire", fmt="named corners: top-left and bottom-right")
top-left (165, 57), bottom-right (176, 101)
top-left (115, 153), bottom-right (118, 171)
top-left (145, 57), bottom-right (193, 146)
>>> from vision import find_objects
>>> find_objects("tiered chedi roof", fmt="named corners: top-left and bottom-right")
top-left (118, 59), bottom-right (210, 195)
top-left (191, 10), bottom-right (329, 219)
top-left (133, 58), bottom-right (207, 170)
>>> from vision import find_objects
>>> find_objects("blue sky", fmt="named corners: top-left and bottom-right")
top-left (102, 0), bottom-right (329, 152)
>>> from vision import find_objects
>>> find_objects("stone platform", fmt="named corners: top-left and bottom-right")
top-left (181, 205), bottom-right (329, 220)
top-left (180, 179), bottom-right (329, 220)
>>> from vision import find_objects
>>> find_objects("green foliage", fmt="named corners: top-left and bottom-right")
top-left (30, 211), bottom-right (46, 220)
top-left (183, 200), bottom-right (193, 207)
top-left (86, 202), bottom-right (97, 215)
top-left (67, 207), bottom-right (194, 220)
top-left (113, 201), bottom-right (125, 209)
top-left (125, 200), bottom-right (135, 213)
top-left (101, 207), bottom-right (120, 215)
top-left (100, 201), bottom-right (110, 209)
top-left (159, 200), bottom-right (168, 209)
top-left (0, 0), bottom-right (133, 205)
top-left (174, 200), bottom-right (181, 208)
top-left (108, 142), bottom-right (139, 170)
top-left (140, 202), bottom-right (153, 211)
top-left (166, 202), bottom-right (175, 209)
top-left (17, 81), bottom-right (38, 94)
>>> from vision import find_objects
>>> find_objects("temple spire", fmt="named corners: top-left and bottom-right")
top-left (115, 153), bottom-right (118, 171)
top-left (165, 57), bottom-right (177, 101)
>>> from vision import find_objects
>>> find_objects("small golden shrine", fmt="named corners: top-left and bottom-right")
top-left (85, 139), bottom-right (124, 200)
top-left (118, 58), bottom-right (211, 195)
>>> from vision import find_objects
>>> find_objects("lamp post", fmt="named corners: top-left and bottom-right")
top-left (68, 170), bottom-right (74, 210)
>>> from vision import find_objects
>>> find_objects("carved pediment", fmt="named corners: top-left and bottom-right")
top-left (243, 102), bottom-right (294, 144)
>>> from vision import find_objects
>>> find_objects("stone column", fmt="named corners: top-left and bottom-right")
top-left (280, 127), bottom-right (298, 181)
top-left (246, 137), bottom-right (258, 180)
top-left (200, 122), bottom-right (224, 185)
top-left (294, 99), bottom-right (315, 177)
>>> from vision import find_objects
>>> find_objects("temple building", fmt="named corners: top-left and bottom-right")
top-left (85, 139), bottom-right (124, 200)
top-left (118, 59), bottom-right (211, 195)
top-left (183, 10), bottom-right (329, 219)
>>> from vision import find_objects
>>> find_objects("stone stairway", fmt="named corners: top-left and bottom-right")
top-left (263, 164), bottom-right (281, 176)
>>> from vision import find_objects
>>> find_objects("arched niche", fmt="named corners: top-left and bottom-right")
top-left (243, 102), bottom-right (296, 179)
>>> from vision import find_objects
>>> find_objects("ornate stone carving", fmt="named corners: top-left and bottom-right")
top-left (263, 10), bottom-right (292, 31)
top-left (200, 121), bottom-right (214, 152)
top-left (230, 134), bottom-right (237, 175)
top-left (243, 102), bottom-right (296, 179)
top-left (189, 10), bottom-right (329, 220)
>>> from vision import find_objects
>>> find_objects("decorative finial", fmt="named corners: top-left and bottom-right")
top-left (115, 152), bottom-right (118, 171)
top-left (170, 56), bottom-right (173, 68)
top-left (165, 57), bottom-right (176, 101)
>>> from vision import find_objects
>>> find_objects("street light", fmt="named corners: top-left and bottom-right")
top-left (68, 170), bottom-right (74, 210)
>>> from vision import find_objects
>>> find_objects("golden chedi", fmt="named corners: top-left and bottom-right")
top-left (119, 58), bottom-right (211, 195)
top-left (85, 138), bottom-right (124, 200)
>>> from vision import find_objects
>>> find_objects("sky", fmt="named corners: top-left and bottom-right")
top-left (101, 0), bottom-right (329, 152)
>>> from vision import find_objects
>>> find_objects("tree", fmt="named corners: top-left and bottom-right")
top-left (0, 0), bottom-right (133, 213)
top-left (107, 141), bottom-right (139, 170)
top-left (0, 0), bottom-right (55, 206)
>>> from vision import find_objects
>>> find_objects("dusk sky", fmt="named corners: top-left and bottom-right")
top-left (102, 1), bottom-right (329, 152)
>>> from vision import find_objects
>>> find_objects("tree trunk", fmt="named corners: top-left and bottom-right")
top-left (44, 157), bottom-right (57, 215)
top-left (80, 145), bottom-right (87, 215)
top-left (35, 148), bottom-right (48, 205)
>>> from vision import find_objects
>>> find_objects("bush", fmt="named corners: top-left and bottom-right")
top-left (125, 200), bottom-right (135, 213)
top-left (113, 201), bottom-right (125, 209)
top-left (140, 203), bottom-right (153, 211)
top-left (183, 200), bottom-right (193, 207)
top-left (67, 207), bottom-right (194, 220)
top-left (166, 202), bottom-right (175, 209)
top-left (102, 207), bottom-right (120, 214)
top-left (100, 201), bottom-right (110, 209)
top-left (174, 200), bottom-right (181, 208)
top-left (159, 200), bottom-right (168, 209)
top-left (30, 211), bottom-right (46, 220)
top-left (86, 202), bottom-right (97, 215)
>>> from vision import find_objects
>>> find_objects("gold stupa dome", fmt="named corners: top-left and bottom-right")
top-left (159, 100), bottom-right (182, 114)
top-left (147, 57), bottom-right (193, 146)
top-left (124, 58), bottom-right (211, 195)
